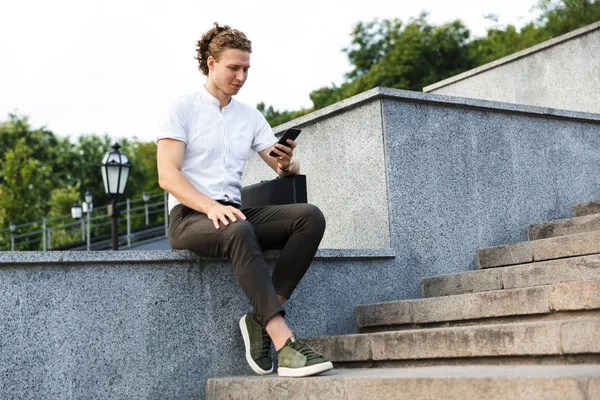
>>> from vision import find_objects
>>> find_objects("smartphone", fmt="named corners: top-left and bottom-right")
top-left (269, 128), bottom-right (301, 157)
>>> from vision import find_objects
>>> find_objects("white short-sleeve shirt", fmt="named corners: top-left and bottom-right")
top-left (156, 85), bottom-right (277, 213)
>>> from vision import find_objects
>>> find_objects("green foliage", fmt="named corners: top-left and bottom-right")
top-left (0, 113), bottom-right (161, 249)
top-left (467, 22), bottom-right (551, 65)
top-left (258, 0), bottom-right (600, 127)
top-left (536, 0), bottom-right (600, 36)
top-left (343, 19), bottom-right (402, 81)
top-left (71, 133), bottom-right (113, 207)
top-left (309, 85), bottom-right (346, 110)
top-left (45, 183), bottom-right (84, 249)
top-left (47, 185), bottom-right (81, 218)
top-left (256, 102), bottom-right (313, 128)
top-left (0, 138), bottom-right (49, 228)
top-left (347, 15), bottom-right (477, 94)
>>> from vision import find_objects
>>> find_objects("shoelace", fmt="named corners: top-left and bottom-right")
top-left (289, 339), bottom-right (321, 362)
top-left (261, 327), bottom-right (272, 357)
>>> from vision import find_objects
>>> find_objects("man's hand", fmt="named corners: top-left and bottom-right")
top-left (269, 139), bottom-right (296, 170)
top-left (206, 201), bottom-right (247, 229)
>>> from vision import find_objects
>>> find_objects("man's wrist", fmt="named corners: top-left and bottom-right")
top-left (281, 157), bottom-right (294, 172)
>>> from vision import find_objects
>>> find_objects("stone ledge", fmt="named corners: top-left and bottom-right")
top-left (477, 242), bottom-right (532, 268)
top-left (477, 230), bottom-right (600, 269)
top-left (273, 85), bottom-right (600, 137)
top-left (422, 254), bottom-right (600, 298)
top-left (306, 319), bottom-right (600, 362)
top-left (574, 199), bottom-right (600, 217)
top-left (528, 213), bottom-right (600, 240)
top-left (0, 248), bottom-right (396, 266)
top-left (357, 280), bottom-right (600, 330)
top-left (206, 366), bottom-right (600, 400)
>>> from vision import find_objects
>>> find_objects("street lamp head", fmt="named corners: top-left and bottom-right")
top-left (85, 189), bottom-right (93, 204)
top-left (142, 191), bottom-right (150, 203)
top-left (101, 142), bottom-right (132, 198)
top-left (71, 200), bottom-right (83, 219)
top-left (9, 220), bottom-right (16, 233)
top-left (84, 189), bottom-right (93, 213)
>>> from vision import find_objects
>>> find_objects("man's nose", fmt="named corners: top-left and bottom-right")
top-left (236, 70), bottom-right (246, 82)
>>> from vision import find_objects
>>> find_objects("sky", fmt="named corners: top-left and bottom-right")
top-left (0, 0), bottom-right (543, 143)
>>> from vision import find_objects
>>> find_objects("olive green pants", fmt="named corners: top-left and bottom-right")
top-left (168, 202), bottom-right (326, 326)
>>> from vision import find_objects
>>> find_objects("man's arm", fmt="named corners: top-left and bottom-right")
top-left (157, 138), bottom-right (245, 229)
top-left (258, 139), bottom-right (301, 177)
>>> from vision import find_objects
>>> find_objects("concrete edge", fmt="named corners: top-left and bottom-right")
top-left (0, 247), bottom-right (396, 265)
top-left (355, 284), bottom-right (553, 328)
top-left (423, 21), bottom-right (600, 93)
top-left (357, 280), bottom-right (600, 329)
top-left (528, 214), bottom-right (600, 241)
top-left (378, 87), bottom-right (600, 122)
top-left (272, 86), bottom-right (600, 136)
top-left (574, 199), bottom-right (600, 217)
top-left (272, 87), bottom-right (385, 133)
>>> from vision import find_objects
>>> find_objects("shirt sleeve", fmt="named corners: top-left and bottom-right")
top-left (251, 109), bottom-right (277, 153)
top-left (156, 97), bottom-right (189, 144)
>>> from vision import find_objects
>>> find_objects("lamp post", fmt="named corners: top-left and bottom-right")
top-left (71, 200), bottom-right (84, 241)
top-left (100, 142), bottom-right (132, 251)
top-left (142, 191), bottom-right (150, 225)
top-left (83, 190), bottom-right (93, 251)
top-left (9, 220), bottom-right (16, 252)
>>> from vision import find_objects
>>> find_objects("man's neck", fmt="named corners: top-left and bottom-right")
top-left (204, 83), bottom-right (231, 110)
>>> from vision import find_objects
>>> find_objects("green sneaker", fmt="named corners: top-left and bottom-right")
top-left (276, 335), bottom-right (334, 377)
top-left (239, 312), bottom-right (273, 375)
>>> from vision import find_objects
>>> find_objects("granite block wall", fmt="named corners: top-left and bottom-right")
top-left (242, 96), bottom-right (391, 250)
top-left (380, 88), bottom-right (600, 285)
top-left (0, 250), bottom-right (395, 400)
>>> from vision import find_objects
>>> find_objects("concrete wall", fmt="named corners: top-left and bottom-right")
top-left (3, 88), bottom-right (600, 399)
top-left (0, 249), bottom-right (395, 400)
top-left (243, 95), bottom-right (391, 250)
top-left (379, 88), bottom-right (600, 280)
top-left (423, 22), bottom-right (600, 114)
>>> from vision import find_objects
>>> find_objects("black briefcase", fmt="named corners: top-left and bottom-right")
top-left (241, 175), bottom-right (307, 208)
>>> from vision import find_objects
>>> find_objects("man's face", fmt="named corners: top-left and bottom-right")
top-left (208, 48), bottom-right (250, 97)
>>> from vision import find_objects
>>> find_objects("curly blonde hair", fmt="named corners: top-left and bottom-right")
top-left (195, 22), bottom-right (252, 76)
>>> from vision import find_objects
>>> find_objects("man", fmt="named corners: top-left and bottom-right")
top-left (156, 22), bottom-right (333, 378)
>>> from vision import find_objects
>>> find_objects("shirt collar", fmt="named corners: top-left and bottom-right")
top-left (201, 84), bottom-right (235, 110)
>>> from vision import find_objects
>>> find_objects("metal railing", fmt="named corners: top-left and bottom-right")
top-left (0, 192), bottom-right (169, 252)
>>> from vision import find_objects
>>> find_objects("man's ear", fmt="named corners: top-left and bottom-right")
top-left (207, 55), bottom-right (215, 72)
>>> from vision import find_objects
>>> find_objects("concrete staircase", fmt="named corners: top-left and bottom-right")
top-left (206, 201), bottom-right (600, 399)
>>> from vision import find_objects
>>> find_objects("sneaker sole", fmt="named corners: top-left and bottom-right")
top-left (278, 361), bottom-right (334, 378)
top-left (239, 315), bottom-right (273, 375)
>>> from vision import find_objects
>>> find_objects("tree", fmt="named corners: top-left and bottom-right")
top-left (0, 113), bottom-right (163, 246)
top-left (315, 14), bottom-right (479, 100)
top-left (257, 102), bottom-right (312, 128)
top-left (260, 1), bottom-right (600, 126)
top-left (343, 19), bottom-right (402, 81)
top-left (536, 0), bottom-right (600, 36)
top-left (71, 133), bottom-right (113, 207)
top-left (309, 84), bottom-right (347, 110)
top-left (0, 138), bottom-right (49, 228)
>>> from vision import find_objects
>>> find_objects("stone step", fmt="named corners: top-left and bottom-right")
top-left (421, 254), bottom-right (600, 298)
top-left (528, 213), bottom-right (600, 241)
top-left (304, 319), bottom-right (600, 366)
top-left (477, 230), bottom-right (600, 269)
top-left (574, 199), bottom-right (600, 217)
top-left (357, 280), bottom-right (600, 332)
top-left (206, 365), bottom-right (600, 400)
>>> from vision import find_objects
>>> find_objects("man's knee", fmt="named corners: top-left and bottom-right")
top-left (224, 219), bottom-right (257, 242)
top-left (298, 203), bottom-right (326, 233)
